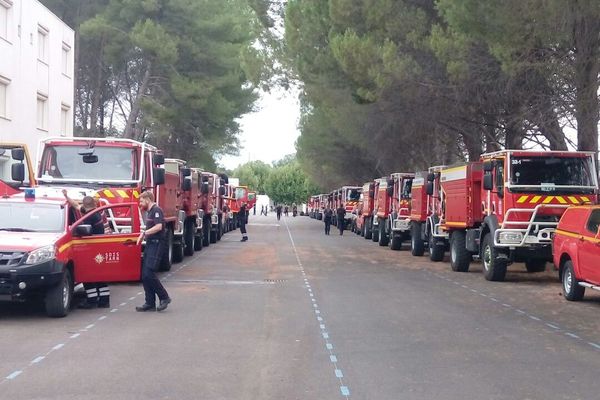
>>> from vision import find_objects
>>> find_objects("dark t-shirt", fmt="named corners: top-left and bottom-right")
top-left (145, 204), bottom-right (165, 240)
top-left (81, 208), bottom-right (104, 235)
top-left (239, 205), bottom-right (247, 224)
top-left (324, 208), bottom-right (333, 221)
top-left (336, 207), bottom-right (345, 219)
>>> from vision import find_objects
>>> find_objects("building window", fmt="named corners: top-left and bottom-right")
top-left (60, 104), bottom-right (70, 135)
top-left (38, 25), bottom-right (49, 63)
top-left (62, 43), bottom-right (71, 76)
top-left (0, 78), bottom-right (7, 118)
top-left (0, 1), bottom-right (10, 41)
top-left (37, 93), bottom-right (48, 131)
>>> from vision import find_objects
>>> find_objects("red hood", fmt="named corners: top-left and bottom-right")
top-left (0, 232), bottom-right (63, 252)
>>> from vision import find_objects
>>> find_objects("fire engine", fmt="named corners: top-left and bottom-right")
top-left (0, 187), bottom-right (142, 317)
top-left (199, 171), bottom-right (226, 244)
top-left (36, 137), bottom-right (182, 271)
top-left (332, 186), bottom-right (360, 229)
top-left (356, 181), bottom-right (375, 239)
top-left (409, 166), bottom-right (448, 261)
top-left (316, 193), bottom-right (328, 220)
top-left (308, 195), bottom-right (320, 218)
top-left (379, 173), bottom-right (414, 250)
top-left (0, 143), bottom-right (35, 195)
top-left (440, 150), bottom-right (598, 281)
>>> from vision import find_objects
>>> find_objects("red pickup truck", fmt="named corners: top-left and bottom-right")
top-left (553, 205), bottom-right (600, 301)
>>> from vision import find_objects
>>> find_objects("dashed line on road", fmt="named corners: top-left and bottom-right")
top-left (284, 219), bottom-right (351, 399)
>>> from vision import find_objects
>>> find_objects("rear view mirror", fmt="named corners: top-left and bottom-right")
top-left (182, 177), bottom-right (192, 191)
top-left (201, 183), bottom-right (209, 194)
top-left (82, 154), bottom-right (98, 164)
top-left (153, 167), bottom-right (165, 185)
top-left (11, 163), bottom-right (25, 182)
top-left (426, 182), bottom-right (434, 196)
top-left (483, 161), bottom-right (493, 172)
top-left (11, 148), bottom-right (25, 161)
top-left (483, 174), bottom-right (493, 191)
top-left (74, 224), bottom-right (92, 237)
top-left (427, 173), bottom-right (435, 182)
top-left (218, 186), bottom-right (226, 196)
top-left (386, 186), bottom-right (394, 197)
top-left (182, 168), bottom-right (191, 177)
top-left (202, 176), bottom-right (209, 183)
top-left (153, 154), bottom-right (165, 165)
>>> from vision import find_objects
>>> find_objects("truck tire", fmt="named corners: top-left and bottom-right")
top-left (173, 239), bottom-right (184, 263)
top-left (428, 231), bottom-right (444, 262)
top-left (360, 223), bottom-right (365, 237)
top-left (371, 220), bottom-right (379, 242)
top-left (390, 233), bottom-right (402, 250)
top-left (159, 229), bottom-right (173, 271)
top-left (202, 220), bottom-right (211, 247)
top-left (210, 228), bottom-right (217, 244)
top-left (45, 269), bottom-right (73, 318)
top-left (194, 227), bottom-right (203, 251)
top-left (411, 222), bottom-right (424, 256)
top-left (184, 220), bottom-right (195, 256)
top-left (481, 233), bottom-right (507, 281)
top-left (525, 259), bottom-right (546, 273)
top-left (378, 219), bottom-right (389, 246)
top-left (562, 260), bottom-right (584, 301)
top-left (450, 231), bottom-right (471, 272)
top-left (365, 218), bottom-right (372, 240)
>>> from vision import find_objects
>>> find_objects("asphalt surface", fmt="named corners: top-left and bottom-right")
top-left (2, 214), bottom-right (600, 399)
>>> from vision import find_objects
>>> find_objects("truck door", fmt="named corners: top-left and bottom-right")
top-left (71, 203), bottom-right (142, 283)
top-left (578, 209), bottom-right (600, 284)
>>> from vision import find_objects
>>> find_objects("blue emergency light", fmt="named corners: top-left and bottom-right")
top-left (24, 188), bottom-right (35, 200)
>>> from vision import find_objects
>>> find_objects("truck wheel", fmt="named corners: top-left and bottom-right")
top-left (481, 233), bottom-right (507, 281)
top-left (360, 223), bottom-right (365, 237)
top-left (173, 239), bottom-right (184, 263)
top-left (194, 228), bottom-right (203, 251)
top-left (450, 231), bottom-right (471, 272)
top-left (371, 221), bottom-right (379, 242)
top-left (210, 228), bottom-right (217, 244)
top-left (202, 220), bottom-right (211, 247)
top-left (525, 259), bottom-right (546, 273)
top-left (428, 232), bottom-right (444, 262)
top-left (159, 229), bottom-right (174, 271)
top-left (378, 219), bottom-right (389, 246)
top-left (562, 260), bottom-right (585, 301)
top-left (365, 218), bottom-right (372, 240)
top-left (184, 220), bottom-right (195, 256)
top-left (411, 222), bottom-right (424, 256)
top-left (390, 233), bottom-right (402, 250)
top-left (45, 269), bottom-right (73, 318)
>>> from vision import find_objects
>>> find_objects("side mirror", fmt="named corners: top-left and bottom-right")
top-left (182, 177), bottom-right (192, 191)
top-left (153, 154), bottom-right (165, 165)
top-left (153, 167), bottom-right (165, 185)
top-left (181, 168), bottom-right (191, 177)
top-left (426, 182), bottom-right (434, 196)
top-left (427, 173), bottom-right (435, 182)
top-left (11, 163), bottom-right (25, 182)
top-left (11, 148), bottom-right (25, 161)
top-left (82, 154), bottom-right (98, 163)
top-left (74, 224), bottom-right (92, 237)
top-left (218, 186), bottom-right (226, 196)
top-left (201, 183), bottom-right (209, 194)
top-left (202, 176), bottom-right (209, 183)
top-left (483, 174), bottom-right (493, 191)
top-left (386, 186), bottom-right (394, 197)
top-left (483, 161), bottom-right (493, 172)
top-left (220, 178), bottom-right (225, 186)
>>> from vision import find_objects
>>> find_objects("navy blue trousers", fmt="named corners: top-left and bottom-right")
top-left (142, 239), bottom-right (169, 306)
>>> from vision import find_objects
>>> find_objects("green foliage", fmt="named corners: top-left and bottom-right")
top-left (232, 161), bottom-right (272, 194)
top-left (265, 156), bottom-right (321, 204)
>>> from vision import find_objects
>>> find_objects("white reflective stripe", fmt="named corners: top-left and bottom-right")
top-left (98, 292), bottom-right (110, 297)
top-left (86, 293), bottom-right (98, 298)
top-left (86, 289), bottom-right (97, 294)
top-left (98, 287), bottom-right (110, 292)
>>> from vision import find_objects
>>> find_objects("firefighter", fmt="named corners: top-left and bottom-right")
top-left (323, 207), bottom-right (333, 235)
top-left (62, 189), bottom-right (110, 309)
top-left (239, 202), bottom-right (248, 242)
top-left (136, 191), bottom-right (171, 312)
top-left (276, 204), bottom-right (282, 220)
top-left (336, 203), bottom-right (346, 235)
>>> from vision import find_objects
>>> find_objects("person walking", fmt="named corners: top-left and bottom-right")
top-left (336, 203), bottom-right (346, 235)
top-left (276, 204), bottom-right (282, 221)
top-left (323, 207), bottom-right (333, 235)
top-left (284, 205), bottom-right (289, 217)
top-left (239, 202), bottom-right (249, 242)
top-left (136, 191), bottom-right (171, 312)
top-left (62, 190), bottom-right (111, 309)
top-left (260, 205), bottom-right (265, 216)
top-left (253, 204), bottom-right (256, 215)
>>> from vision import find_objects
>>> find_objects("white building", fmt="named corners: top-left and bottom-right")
top-left (0, 0), bottom-right (74, 160)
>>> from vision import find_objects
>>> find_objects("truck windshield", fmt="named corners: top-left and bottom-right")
top-left (0, 203), bottom-right (64, 232)
top-left (39, 145), bottom-right (138, 182)
top-left (346, 189), bottom-right (360, 201)
top-left (510, 156), bottom-right (596, 193)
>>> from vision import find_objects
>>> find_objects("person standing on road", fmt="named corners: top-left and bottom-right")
top-left (239, 202), bottom-right (248, 242)
top-left (62, 189), bottom-right (111, 309)
top-left (276, 204), bottom-right (282, 220)
top-left (336, 203), bottom-right (346, 235)
top-left (136, 191), bottom-right (171, 312)
top-left (323, 207), bottom-right (333, 235)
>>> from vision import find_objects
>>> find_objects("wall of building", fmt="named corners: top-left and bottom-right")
top-left (0, 0), bottom-right (74, 161)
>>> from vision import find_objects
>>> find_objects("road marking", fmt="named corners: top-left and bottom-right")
top-left (5, 371), bottom-right (22, 380)
top-left (330, 355), bottom-right (338, 363)
top-left (341, 386), bottom-right (350, 396)
top-left (326, 343), bottom-right (333, 350)
top-left (85, 324), bottom-right (95, 330)
top-left (30, 357), bottom-right (44, 364)
top-left (98, 316), bottom-right (107, 321)
top-left (335, 369), bottom-right (344, 378)
top-left (70, 333), bottom-right (80, 339)
top-left (546, 323), bottom-right (560, 330)
top-left (529, 315), bottom-right (541, 321)
top-left (52, 344), bottom-right (64, 351)
top-left (320, 324), bottom-right (326, 330)
top-left (565, 332), bottom-right (581, 339)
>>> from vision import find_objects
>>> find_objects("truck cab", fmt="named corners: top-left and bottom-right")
top-left (0, 188), bottom-right (141, 317)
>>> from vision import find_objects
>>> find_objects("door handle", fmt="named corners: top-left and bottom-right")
top-left (123, 240), bottom-right (136, 246)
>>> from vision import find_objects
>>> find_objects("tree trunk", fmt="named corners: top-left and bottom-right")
top-left (123, 64), bottom-right (152, 140)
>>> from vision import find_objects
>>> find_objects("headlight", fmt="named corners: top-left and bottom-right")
top-left (25, 245), bottom-right (56, 264)
top-left (498, 232), bottom-right (523, 244)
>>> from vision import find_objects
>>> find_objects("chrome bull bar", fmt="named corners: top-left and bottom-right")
top-left (494, 204), bottom-right (570, 247)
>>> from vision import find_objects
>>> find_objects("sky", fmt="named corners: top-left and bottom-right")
top-left (218, 87), bottom-right (301, 171)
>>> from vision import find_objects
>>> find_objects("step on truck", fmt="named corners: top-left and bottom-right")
top-left (440, 150), bottom-right (598, 281)
top-left (36, 137), bottom-right (180, 271)
top-left (409, 166), bottom-right (448, 261)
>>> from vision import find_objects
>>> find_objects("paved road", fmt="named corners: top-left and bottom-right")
top-left (1, 214), bottom-right (600, 399)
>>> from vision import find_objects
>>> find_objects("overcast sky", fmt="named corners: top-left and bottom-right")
top-left (218, 87), bottom-right (301, 170)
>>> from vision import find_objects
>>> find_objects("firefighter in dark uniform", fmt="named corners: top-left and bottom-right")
top-left (323, 207), bottom-right (333, 235)
top-left (136, 191), bottom-right (171, 312)
top-left (62, 190), bottom-right (110, 308)
top-left (336, 203), bottom-right (346, 235)
top-left (239, 202), bottom-right (248, 242)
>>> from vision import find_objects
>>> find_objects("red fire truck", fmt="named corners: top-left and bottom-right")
top-left (0, 188), bottom-right (142, 317)
top-left (199, 171), bottom-right (226, 244)
top-left (440, 150), bottom-right (598, 281)
top-left (357, 181), bottom-right (375, 239)
top-left (36, 137), bottom-right (183, 271)
top-left (382, 173), bottom-right (415, 250)
top-left (0, 143), bottom-right (35, 195)
top-left (409, 166), bottom-right (448, 261)
top-left (333, 186), bottom-right (360, 229)
top-left (316, 194), bottom-right (328, 220)
top-left (308, 195), bottom-right (319, 218)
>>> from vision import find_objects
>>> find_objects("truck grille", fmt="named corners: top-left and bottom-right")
top-left (0, 252), bottom-right (26, 267)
